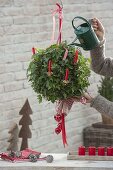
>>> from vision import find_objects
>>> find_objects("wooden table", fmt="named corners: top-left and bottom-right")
top-left (0, 153), bottom-right (113, 170)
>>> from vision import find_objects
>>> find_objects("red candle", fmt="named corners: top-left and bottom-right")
top-left (63, 48), bottom-right (68, 60)
top-left (65, 68), bottom-right (69, 81)
top-left (74, 50), bottom-right (78, 63)
top-left (107, 147), bottom-right (113, 156)
top-left (98, 147), bottom-right (105, 156)
top-left (32, 47), bottom-right (35, 55)
top-left (88, 146), bottom-right (96, 156)
top-left (78, 146), bottom-right (85, 156)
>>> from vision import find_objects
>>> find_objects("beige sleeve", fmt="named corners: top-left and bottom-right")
top-left (90, 95), bottom-right (113, 118)
top-left (90, 40), bottom-right (113, 77)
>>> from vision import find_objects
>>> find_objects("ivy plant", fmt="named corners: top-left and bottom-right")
top-left (27, 41), bottom-right (91, 103)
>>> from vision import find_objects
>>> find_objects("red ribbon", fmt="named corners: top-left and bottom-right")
top-left (0, 149), bottom-right (49, 162)
top-left (51, 3), bottom-right (63, 44)
top-left (61, 113), bottom-right (67, 146)
top-left (54, 98), bottom-right (75, 147)
top-left (56, 3), bottom-right (62, 44)
top-left (54, 97), bottom-right (87, 147)
top-left (54, 113), bottom-right (67, 147)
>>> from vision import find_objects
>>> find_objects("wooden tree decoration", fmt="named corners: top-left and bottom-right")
top-left (7, 123), bottom-right (19, 151)
top-left (19, 99), bottom-right (32, 151)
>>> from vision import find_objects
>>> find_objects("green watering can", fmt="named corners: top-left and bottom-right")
top-left (71, 16), bottom-right (100, 50)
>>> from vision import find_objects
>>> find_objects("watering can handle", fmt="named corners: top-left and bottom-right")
top-left (72, 16), bottom-right (91, 30)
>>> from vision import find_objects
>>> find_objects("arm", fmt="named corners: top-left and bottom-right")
top-left (91, 95), bottom-right (113, 118)
top-left (90, 42), bottom-right (113, 77)
top-left (83, 93), bottom-right (113, 119)
top-left (90, 18), bottom-right (113, 77)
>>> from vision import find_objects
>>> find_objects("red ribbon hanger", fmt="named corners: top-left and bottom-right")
top-left (51, 3), bottom-right (63, 44)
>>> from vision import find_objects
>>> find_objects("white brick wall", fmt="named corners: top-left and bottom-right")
top-left (0, 0), bottom-right (113, 153)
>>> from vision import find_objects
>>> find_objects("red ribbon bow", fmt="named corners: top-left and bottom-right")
top-left (54, 97), bottom-right (87, 147)
top-left (54, 98), bottom-right (75, 147)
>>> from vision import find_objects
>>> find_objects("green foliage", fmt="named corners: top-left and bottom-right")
top-left (98, 77), bottom-right (113, 101)
top-left (27, 41), bottom-right (91, 103)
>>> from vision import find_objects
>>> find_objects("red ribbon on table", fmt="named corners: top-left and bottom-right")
top-left (51, 3), bottom-right (63, 44)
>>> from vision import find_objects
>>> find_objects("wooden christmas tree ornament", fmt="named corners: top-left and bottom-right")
top-left (7, 123), bottom-right (19, 151)
top-left (19, 99), bottom-right (32, 151)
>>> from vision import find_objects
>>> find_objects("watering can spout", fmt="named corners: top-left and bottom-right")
top-left (69, 37), bottom-right (82, 48)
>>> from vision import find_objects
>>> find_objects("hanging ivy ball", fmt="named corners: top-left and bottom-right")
top-left (27, 41), bottom-right (91, 103)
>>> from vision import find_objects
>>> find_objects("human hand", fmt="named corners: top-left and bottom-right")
top-left (91, 18), bottom-right (105, 41)
top-left (71, 93), bottom-right (93, 104)
top-left (83, 92), bottom-right (93, 103)
top-left (72, 94), bottom-right (91, 104)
